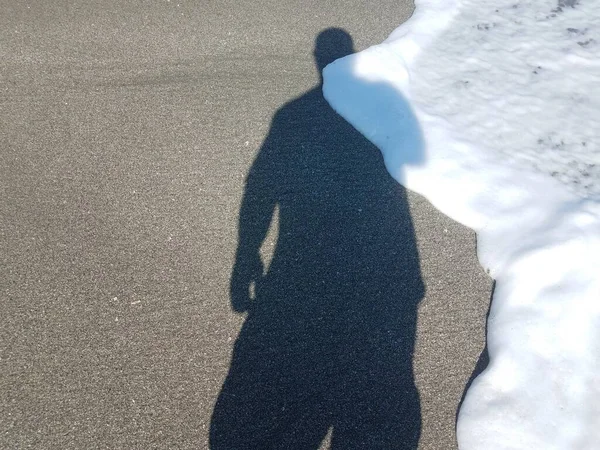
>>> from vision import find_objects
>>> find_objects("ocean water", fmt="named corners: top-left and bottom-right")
top-left (323, 0), bottom-right (600, 448)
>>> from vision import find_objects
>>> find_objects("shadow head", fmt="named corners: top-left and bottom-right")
top-left (314, 28), bottom-right (355, 75)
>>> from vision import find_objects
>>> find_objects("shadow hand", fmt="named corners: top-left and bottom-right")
top-left (230, 252), bottom-right (264, 313)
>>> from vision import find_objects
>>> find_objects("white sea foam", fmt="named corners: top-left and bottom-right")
top-left (323, 0), bottom-right (600, 448)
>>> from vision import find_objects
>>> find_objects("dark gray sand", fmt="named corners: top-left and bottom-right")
top-left (1, 1), bottom-right (492, 448)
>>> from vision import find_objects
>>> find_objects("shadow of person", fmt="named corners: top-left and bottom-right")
top-left (210, 28), bottom-right (425, 449)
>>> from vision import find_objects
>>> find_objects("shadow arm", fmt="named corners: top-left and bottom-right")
top-left (230, 146), bottom-right (277, 312)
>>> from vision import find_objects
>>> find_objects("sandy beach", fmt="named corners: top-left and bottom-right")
top-left (0, 1), bottom-right (492, 448)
